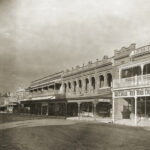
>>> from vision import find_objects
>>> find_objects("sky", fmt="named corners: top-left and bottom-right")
top-left (0, 0), bottom-right (150, 92)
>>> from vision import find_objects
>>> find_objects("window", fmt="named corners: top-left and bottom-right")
top-left (99, 75), bottom-right (104, 88)
top-left (143, 63), bottom-right (150, 75)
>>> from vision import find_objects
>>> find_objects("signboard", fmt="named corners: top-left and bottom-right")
top-left (114, 87), bottom-right (150, 98)
top-left (98, 99), bottom-right (110, 102)
top-left (32, 96), bottom-right (55, 101)
top-left (114, 90), bottom-right (135, 98)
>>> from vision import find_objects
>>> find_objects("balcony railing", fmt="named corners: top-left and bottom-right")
top-left (66, 87), bottom-right (111, 98)
top-left (113, 74), bottom-right (150, 89)
top-left (130, 45), bottom-right (150, 57)
top-left (23, 90), bottom-right (63, 100)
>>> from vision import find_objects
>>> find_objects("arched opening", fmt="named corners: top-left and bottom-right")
top-left (107, 73), bottom-right (112, 87)
top-left (85, 78), bottom-right (89, 92)
top-left (73, 81), bottom-right (77, 93)
top-left (79, 80), bottom-right (82, 88)
top-left (68, 82), bottom-right (71, 89)
top-left (68, 82), bottom-right (71, 92)
top-left (91, 77), bottom-right (95, 90)
top-left (99, 75), bottom-right (104, 88)
top-left (79, 80), bottom-right (82, 93)
top-left (143, 63), bottom-right (150, 75)
top-left (64, 83), bottom-right (67, 93)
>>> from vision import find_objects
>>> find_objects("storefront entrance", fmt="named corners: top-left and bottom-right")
top-left (67, 103), bottom-right (78, 117)
top-left (80, 102), bottom-right (93, 117)
top-left (96, 102), bottom-right (111, 117)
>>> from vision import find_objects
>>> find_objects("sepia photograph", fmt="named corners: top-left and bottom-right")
top-left (0, 0), bottom-right (150, 150)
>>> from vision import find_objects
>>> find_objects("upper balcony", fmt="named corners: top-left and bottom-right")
top-left (113, 74), bottom-right (150, 89)
top-left (65, 87), bottom-right (112, 99)
top-left (130, 45), bottom-right (150, 58)
top-left (22, 89), bottom-right (65, 101)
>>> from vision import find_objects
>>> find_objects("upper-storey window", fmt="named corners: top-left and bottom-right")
top-left (68, 82), bottom-right (71, 89)
top-left (73, 81), bottom-right (77, 93)
top-left (121, 66), bottom-right (141, 78)
top-left (99, 75), bottom-right (104, 88)
top-left (85, 78), bottom-right (89, 92)
top-left (91, 77), bottom-right (95, 90)
top-left (143, 63), bottom-right (150, 75)
top-left (107, 73), bottom-right (112, 87)
top-left (79, 80), bottom-right (82, 88)
top-left (64, 83), bottom-right (67, 93)
top-left (55, 83), bottom-right (61, 90)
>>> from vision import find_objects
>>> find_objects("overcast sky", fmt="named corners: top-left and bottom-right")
top-left (0, 0), bottom-right (150, 92)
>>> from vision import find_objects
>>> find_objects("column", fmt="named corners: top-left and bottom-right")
top-left (76, 79), bottom-right (79, 95)
top-left (112, 92), bottom-right (115, 123)
top-left (65, 102), bottom-right (67, 118)
top-left (89, 77), bottom-right (92, 93)
top-left (41, 104), bottom-right (43, 115)
top-left (93, 100), bottom-right (97, 119)
top-left (78, 102), bottom-right (80, 118)
top-left (104, 74), bottom-right (108, 87)
top-left (71, 80), bottom-right (74, 94)
top-left (82, 78), bottom-right (85, 94)
top-left (95, 75), bottom-right (100, 91)
top-left (145, 97), bottom-right (146, 117)
top-left (141, 64), bottom-right (144, 84)
top-left (65, 82), bottom-right (68, 94)
top-left (46, 103), bottom-right (49, 116)
top-left (134, 96), bottom-right (137, 126)
top-left (54, 83), bottom-right (56, 93)
top-left (141, 64), bottom-right (144, 75)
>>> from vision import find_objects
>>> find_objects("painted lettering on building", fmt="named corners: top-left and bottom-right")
top-left (114, 87), bottom-right (150, 98)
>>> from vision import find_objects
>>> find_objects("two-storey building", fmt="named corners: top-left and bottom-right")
top-left (113, 44), bottom-right (150, 125)
top-left (62, 56), bottom-right (113, 119)
top-left (18, 43), bottom-right (150, 125)
top-left (20, 71), bottom-right (66, 117)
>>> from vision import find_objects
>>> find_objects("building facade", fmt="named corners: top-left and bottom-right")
top-left (62, 56), bottom-right (113, 118)
top-left (113, 44), bottom-right (150, 125)
top-left (18, 43), bottom-right (150, 125)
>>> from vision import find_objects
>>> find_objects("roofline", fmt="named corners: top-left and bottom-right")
top-left (31, 71), bottom-right (63, 83)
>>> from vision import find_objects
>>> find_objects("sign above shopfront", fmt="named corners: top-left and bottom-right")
top-left (114, 87), bottom-right (150, 98)
top-left (98, 99), bottom-right (110, 102)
